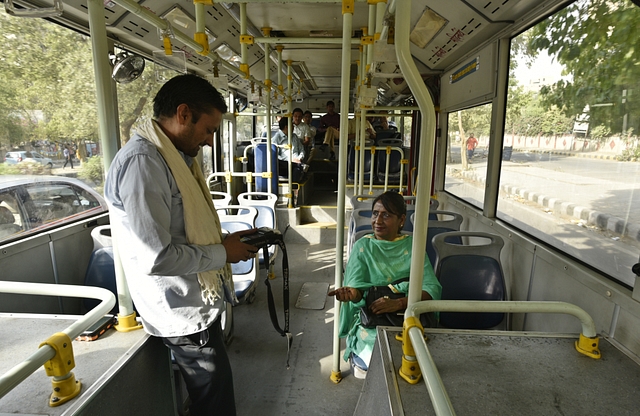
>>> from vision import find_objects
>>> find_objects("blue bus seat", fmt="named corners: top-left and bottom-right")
top-left (83, 246), bottom-right (120, 315)
top-left (376, 142), bottom-right (405, 185)
top-left (217, 205), bottom-right (259, 303)
top-left (432, 231), bottom-right (507, 329)
top-left (422, 211), bottom-right (464, 265)
top-left (254, 142), bottom-right (278, 194)
top-left (347, 141), bottom-right (374, 182)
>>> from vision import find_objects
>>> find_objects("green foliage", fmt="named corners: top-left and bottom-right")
top-left (589, 125), bottom-right (612, 142)
top-left (0, 10), bottom-right (162, 150)
top-left (78, 156), bottom-right (105, 190)
top-left (525, 0), bottom-right (640, 135)
top-left (0, 161), bottom-right (51, 175)
top-left (617, 146), bottom-right (640, 161)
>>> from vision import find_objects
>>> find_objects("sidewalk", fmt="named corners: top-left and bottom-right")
top-left (514, 148), bottom-right (620, 161)
top-left (447, 164), bottom-right (640, 243)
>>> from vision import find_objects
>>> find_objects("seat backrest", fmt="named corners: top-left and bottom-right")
top-left (237, 192), bottom-right (277, 229)
top-left (237, 192), bottom-right (278, 265)
top-left (347, 142), bottom-right (373, 180)
top-left (0, 206), bottom-right (15, 224)
top-left (421, 210), bottom-right (465, 265)
top-left (90, 225), bottom-right (113, 251)
top-left (350, 194), bottom-right (378, 210)
top-left (211, 191), bottom-right (233, 208)
top-left (216, 205), bottom-right (258, 233)
top-left (432, 231), bottom-right (506, 329)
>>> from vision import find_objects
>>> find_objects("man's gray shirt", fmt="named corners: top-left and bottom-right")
top-left (104, 133), bottom-right (227, 337)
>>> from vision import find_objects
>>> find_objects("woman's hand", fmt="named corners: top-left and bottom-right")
top-left (369, 297), bottom-right (405, 315)
top-left (328, 286), bottom-right (362, 303)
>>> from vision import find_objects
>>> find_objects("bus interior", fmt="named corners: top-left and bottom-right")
top-left (1, 0), bottom-right (640, 415)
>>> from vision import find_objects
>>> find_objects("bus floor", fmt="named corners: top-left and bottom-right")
top-left (228, 241), bottom-right (363, 416)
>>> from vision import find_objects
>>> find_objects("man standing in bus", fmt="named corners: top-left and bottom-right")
top-left (104, 74), bottom-right (258, 416)
top-left (466, 133), bottom-right (478, 160)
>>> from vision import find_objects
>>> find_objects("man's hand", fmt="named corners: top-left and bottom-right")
top-left (223, 229), bottom-right (259, 263)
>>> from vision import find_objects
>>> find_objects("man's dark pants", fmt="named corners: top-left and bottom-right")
top-left (163, 319), bottom-right (236, 416)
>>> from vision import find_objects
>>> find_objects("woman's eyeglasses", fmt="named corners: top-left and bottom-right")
top-left (371, 211), bottom-right (396, 220)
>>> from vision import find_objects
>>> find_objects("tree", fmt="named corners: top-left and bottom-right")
top-left (526, 0), bottom-right (640, 135)
top-left (0, 9), bottom-right (98, 148)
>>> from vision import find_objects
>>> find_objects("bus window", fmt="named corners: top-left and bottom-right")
top-left (444, 104), bottom-right (492, 209)
top-left (498, 0), bottom-right (640, 287)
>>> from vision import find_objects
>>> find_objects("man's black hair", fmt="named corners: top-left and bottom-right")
top-left (326, 100), bottom-right (335, 107)
top-left (279, 117), bottom-right (289, 131)
top-left (303, 110), bottom-right (313, 117)
top-left (292, 107), bottom-right (304, 115)
top-left (153, 74), bottom-right (228, 123)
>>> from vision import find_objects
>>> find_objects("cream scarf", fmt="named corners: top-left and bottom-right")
top-left (137, 119), bottom-right (235, 305)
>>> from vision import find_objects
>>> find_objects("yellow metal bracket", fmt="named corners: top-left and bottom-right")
top-left (162, 37), bottom-right (173, 55)
top-left (575, 334), bottom-right (601, 359)
top-left (39, 332), bottom-right (82, 407)
top-left (225, 172), bottom-right (232, 183)
top-left (261, 172), bottom-right (272, 179)
top-left (40, 333), bottom-right (75, 377)
top-left (239, 63), bottom-right (250, 79)
top-left (194, 32), bottom-right (209, 56)
top-left (342, 0), bottom-right (355, 14)
top-left (401, 159), bottom-right (409, 164)
top-left (330, 370), bottom-right (343, 384)
top-left (264, 79), bottom-right (272, 91)
top-left (240, 35), bottom-right (254, 45)
top-left (193, 0), bottom-right (214, 4)
top-left (386, 146), bottom-right (392, 154)
top-left (399, 316), bottom-right (424, 385)
top-left (245, 172), bottom-right (253, 183)
top-left (361, 36), bottom-right (374, 45)
top-left (115, 312), bottom-right (142, 332)
top-left (370, 146), bottom-right (377, 154)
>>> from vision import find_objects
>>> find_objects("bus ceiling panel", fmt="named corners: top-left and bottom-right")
top-left (407, 0), bottom-right (491, 71)
top-left (245, 2), bottom-right (370, 35)
top-left (407, 0), bottom-right (541, 71)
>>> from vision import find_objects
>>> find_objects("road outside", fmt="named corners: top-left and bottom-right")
top-left (445, 145), bottom-right (639, 287)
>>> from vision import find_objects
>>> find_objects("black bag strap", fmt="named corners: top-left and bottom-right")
top-left (262, 239), bottom-right (292, 368)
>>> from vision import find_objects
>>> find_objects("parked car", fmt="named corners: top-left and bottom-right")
top-left (0, 175), bottom-right (107, 243)
top-left (4, 151), bottom-right (53, 167)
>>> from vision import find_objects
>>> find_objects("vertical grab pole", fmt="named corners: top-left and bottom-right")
top-left (263, 27), bottom-right (274, 195)
top-left (87, 0), bottom-right (139, 331)
top-left (330, 0), bottom-right (354, 384)
top-left (396, 0), bottom-right (435, 315)
top-left (287, 61), bottom-right (294, 207)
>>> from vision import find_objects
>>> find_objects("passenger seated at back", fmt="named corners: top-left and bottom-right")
top-left (302, 110), bottom-right (317, 160)
top-left (311, 116), bottom-right (377, 163)
top-left (271, 116), bottom-right (307, 182)
top-left (328, 191), bottom-right (441, 379)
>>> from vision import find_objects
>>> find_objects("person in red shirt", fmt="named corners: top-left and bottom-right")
top-left (466, 134), bottom-right (478, 160)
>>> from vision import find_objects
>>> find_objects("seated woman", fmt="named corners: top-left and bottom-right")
top-left (328, 192), bottom-right (441, 379)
